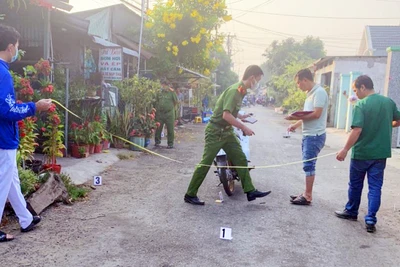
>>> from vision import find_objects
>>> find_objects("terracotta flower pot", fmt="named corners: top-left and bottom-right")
top-left (89, 144), bottom-right (95, 154)
top-left (94, 144), bottom-right (102, 153)
top-left (71, 144), bottom-right (89, 158)
top-left (42, 164), bottom-right (61, 174)
top-left (102, 140), bottom-right (110, 150)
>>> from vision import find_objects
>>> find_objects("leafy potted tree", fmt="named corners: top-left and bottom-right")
top-left (17, 116), bottom-right (42, 173)
top-left (42, 104), bottom-right (65, 173)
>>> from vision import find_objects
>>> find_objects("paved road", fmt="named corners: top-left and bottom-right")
top-left (3, 106), bottom-right (400, 267)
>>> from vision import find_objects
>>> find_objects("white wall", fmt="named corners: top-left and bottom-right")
top-left (334, 58), bottom-right (387, 94)
top-left (313, 57), bottom-right (387, 127)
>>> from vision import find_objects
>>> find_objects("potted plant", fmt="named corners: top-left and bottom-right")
top-left (106, 106), bottom-right (134, 149)
top-left (39, 79), bottom-right (54, 99)
top-left (69, 122), bottom-right (89, 158)
top-left (17, 116), bottom-right (42, 173)
top-left (140, 109), bottom-right (158, 148)
top-left (102, 131), bottom-right (112, 150)
top-left (129, 127), bottom-right (145, 151)
top-left (13, 76), bottom-right (34, 102)
top-left (78, 146), bottom-right (88, 158)
top-left (41, 104), bottom-right (65, 173)
top-left (90, 120), bottom-right (103, 153)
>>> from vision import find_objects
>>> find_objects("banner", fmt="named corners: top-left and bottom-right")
top-left (99, 48), bottom-right (123, 81)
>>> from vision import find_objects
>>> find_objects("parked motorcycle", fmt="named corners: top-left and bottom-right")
top-left (213, 112), bottom-right (255, 196)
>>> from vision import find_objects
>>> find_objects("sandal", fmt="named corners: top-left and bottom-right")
top-left (0, 231), bottom-right (14, 242)
top-left (290, 194), bottom-right (302, 200)
top-left (290, 195), bottom-right (311, 205)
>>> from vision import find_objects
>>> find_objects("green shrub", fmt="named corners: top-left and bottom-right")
top-left (60, 173), bottom-right (89, 201)
top-left (18, 167), bottom-right (39, 196)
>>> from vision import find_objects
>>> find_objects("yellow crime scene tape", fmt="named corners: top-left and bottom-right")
top-left (52, 99), bottom-right (338, 169)
top-left (51, 99), bottom-right (183, 164)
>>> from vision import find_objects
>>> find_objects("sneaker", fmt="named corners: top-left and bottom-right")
top-left (334, 210), bottom-right (358, 221)
top-left (366, 224), bottom-right (376, 233)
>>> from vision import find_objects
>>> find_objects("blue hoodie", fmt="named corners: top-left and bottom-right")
top-left (0, 59), bottom-right (36, 149)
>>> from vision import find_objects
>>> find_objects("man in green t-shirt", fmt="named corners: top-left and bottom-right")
top-left (335, 75), bottom-right (400, 233)
top-left (154, 80), bottom-right (178, 149)
top-left (184, 65), bottom-right (271, 205)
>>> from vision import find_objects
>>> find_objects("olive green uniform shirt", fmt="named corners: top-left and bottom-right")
top-left (210, 82), bottom-right (245, 127)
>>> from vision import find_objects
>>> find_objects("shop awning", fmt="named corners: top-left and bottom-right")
top-left (123, 47), bottom-right (139, 58)
top-left (46, 0), bottom-right (73, 11)
top-left (114, 33), bottom-right (154, 60)
top-left (91, 36), bottom-right (139, 58)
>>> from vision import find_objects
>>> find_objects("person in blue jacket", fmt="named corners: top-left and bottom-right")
top-left (0, 24), bottom-right (52, 243)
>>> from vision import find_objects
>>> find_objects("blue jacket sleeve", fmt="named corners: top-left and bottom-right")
top-left (0, 72), bottom-right (36, 121)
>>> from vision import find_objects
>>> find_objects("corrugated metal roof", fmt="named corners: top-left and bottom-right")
top-left (86, 8), bottom-right (111, 40)
top-left (368, 26), bottom-right (400, 52)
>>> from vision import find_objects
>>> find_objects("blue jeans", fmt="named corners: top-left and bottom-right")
top-left (345, 159), bottom-right (387, 225)
top-left (302, 134), bottom-right (326, 176)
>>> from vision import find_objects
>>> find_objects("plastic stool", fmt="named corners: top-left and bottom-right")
top-left (195, 116), bottom-right (202, 123)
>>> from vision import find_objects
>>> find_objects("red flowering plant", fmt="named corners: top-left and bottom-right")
top-left (17, 116), bottom-right (39, 166)
top-left (8, 0), bottom-right (52, 10)
top-left (30, 0), bottom-right (53, 9)
top-left (39, 79), bottom-right (54, 98)
top-left (69, 122), bottom-right (82, 145)
top-left (12, 72), bottom-right (34, 102)
top-left (41, 104), bottom-right (65, 166)
top-left (131, 108), bottom-right (158, 138)
top-left (34, 58), bottom-right (51, 76)
top-left (69, 122), bottom-right (89, 145)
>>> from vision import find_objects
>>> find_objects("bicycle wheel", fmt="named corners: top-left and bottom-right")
top-left (218, 167), bottom-right (234, 196)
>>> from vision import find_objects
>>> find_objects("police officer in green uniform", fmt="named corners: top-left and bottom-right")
top-left (184, 65), bottom-right (271, 205)
top-left (155, 80), bottom-right (178, 148)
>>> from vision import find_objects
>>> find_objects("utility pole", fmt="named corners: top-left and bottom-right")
top-left (137, 0), bottom-right (145, 76)
top-left (226, 33), bottom-right (235, 58)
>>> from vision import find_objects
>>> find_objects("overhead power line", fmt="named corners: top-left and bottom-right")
top-left (235, 0), bottom-right (275, 19)
top-left (234, 20), bottom-right (362, 40)
top-left (230, 8), bottom-right (400, 20)
top-left (235, 38), bottom-right (357, 50)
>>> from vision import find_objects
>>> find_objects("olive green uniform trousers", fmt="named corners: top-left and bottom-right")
top-left (155, 110), bottom-right (175, 146)
top-left (186, 123), bottom-right (256, 196)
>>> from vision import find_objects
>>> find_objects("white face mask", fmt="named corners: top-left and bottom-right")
top-left (250, 77), bottom-right (259, 90)
top-left (10, 46), bottom-right (18, 63)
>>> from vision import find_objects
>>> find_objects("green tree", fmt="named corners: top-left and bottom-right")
top-left (275, 58), bottom-right (313, 111)
top-left (144, 0), bottom-right (232, 77)
top-left (215, 49), bottom-right (238, 94)
top-left (263, 37), bottom-right (325, 77)
top-left (261, 37), bottom-right (326, 107)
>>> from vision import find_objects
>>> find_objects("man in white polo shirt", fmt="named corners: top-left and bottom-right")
top-left (285, 68), bottom-right (328, 205)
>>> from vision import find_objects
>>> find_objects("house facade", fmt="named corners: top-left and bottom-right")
top-left (311, 56), bottom-right (387, 128)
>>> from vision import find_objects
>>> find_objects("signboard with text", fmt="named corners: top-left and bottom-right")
top-left (99, 48), bottom-right (123, 81)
